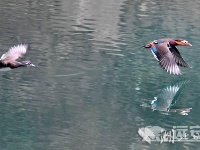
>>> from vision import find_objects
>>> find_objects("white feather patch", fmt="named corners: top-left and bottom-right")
top-left (150, 49), bottom-right (159, 61)
top-left (0, 44), bottom-right (28, 61)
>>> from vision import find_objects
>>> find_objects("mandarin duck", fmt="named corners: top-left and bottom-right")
top-left (143, 39), bottom-right (192, 75)
top-left (0, 44), bottom-right (35, 70)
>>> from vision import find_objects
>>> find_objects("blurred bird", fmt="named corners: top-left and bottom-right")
top-left (142, 38), bottom-right (192, 75)
top-left (140, 80), bottom-right (192, 115)
top-left (0, 44), bottom-right (35, 70)
top-left (150, 80), bottom-right (191, 115)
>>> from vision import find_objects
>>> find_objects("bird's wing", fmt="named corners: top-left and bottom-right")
top-left (0, 44), bottom-right (28, 64)
top-left (151, 42), bottom-right (182, 75)
top-left (157, 80), bottom-right (188, 110)
top-left (169, 46), bottom-right (190, 68)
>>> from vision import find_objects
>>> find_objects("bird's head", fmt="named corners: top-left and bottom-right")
top-left (173, 39), bottom-right (192, 46)
top-left (21, 61), bottom-right (35, 67)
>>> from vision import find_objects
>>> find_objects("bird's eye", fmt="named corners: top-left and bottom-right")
top-left (153, 40), bottom-right (158, 44)
top-left (182, 40), bottom-right (188, 43)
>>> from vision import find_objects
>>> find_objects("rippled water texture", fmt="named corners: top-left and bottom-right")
top-left (0, 0), bottom-right (200, 149)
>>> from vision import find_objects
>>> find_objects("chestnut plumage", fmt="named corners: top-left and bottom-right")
top-left (143, 38), bottom-right (192, 75)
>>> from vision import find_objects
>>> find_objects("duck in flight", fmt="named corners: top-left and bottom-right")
top-left (142, 38), bottom-right (192, 75)
top-left (0, 44), bottom-right (35, 70)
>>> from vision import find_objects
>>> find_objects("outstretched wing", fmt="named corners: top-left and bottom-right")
top-left (0, 44), bottom-right (28, 64)
top-left (151, 42), bottom-right (182, 75)
top-left (169, 46), bottom-right (190, 68)
top-left (159, 52), bottom-right (182, 75)
top-left (155, 80), bottom-right (188, 111)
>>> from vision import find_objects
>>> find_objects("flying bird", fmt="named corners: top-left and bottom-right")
top-left (0, 44), bottom-right (35, 70)
top-left (143, 39), bottom-right (192, 75)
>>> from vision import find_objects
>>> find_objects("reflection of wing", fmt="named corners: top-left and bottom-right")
top-left (0, 44), bottom-right (28, 64)
top-left (151, 81), bottom-right (188, 111)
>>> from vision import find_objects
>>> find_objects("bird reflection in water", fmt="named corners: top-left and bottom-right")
top-left (141, 80), bottom-right (192, 115)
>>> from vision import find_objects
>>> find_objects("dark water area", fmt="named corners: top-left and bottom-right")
top-left (0, 0), bottom-right (200, 149)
